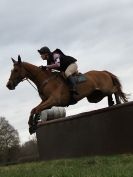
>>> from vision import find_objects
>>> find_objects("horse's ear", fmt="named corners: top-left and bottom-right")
top-left (18, 55), bottom-right (22, 64)
top-left (11, 58), bottom-right (17, 64)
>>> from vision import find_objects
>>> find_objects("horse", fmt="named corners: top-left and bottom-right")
top-left (6, 55), bottom-right (128, 134)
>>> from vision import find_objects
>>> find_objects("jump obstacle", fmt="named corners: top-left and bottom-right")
top-left (36, 101), bottom-right (133, 160)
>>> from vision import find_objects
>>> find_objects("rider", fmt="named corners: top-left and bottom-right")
top-left (38, 46), bottom-right (78, 95)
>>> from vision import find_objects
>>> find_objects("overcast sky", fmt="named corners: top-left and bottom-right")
top-left (1, 0), bottom-right (133, 143)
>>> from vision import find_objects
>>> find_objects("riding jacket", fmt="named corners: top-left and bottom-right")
top-left (46, 49), bottom-right (77, 71)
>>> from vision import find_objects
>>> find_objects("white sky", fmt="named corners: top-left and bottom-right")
top-left (0, 0), bottom-right (133, 143)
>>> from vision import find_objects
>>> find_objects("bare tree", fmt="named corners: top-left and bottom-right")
top-left (19, 136), bottom-right (39, 162)
top-left (0, 117), bottom-right (20, 163)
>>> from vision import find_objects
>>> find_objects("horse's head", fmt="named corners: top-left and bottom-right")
top-left (6, 55), bottom-right (26, 90)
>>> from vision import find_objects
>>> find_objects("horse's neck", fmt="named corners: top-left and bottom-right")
top-left (23, 62), bottom-right (50, 86)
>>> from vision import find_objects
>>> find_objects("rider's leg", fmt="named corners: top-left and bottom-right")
top-left (67, 75), bottom-right (78, 95)
top-left (65, 63), bottom-right (78, 95)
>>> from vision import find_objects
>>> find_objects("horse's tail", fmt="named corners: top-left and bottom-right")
top-left (104, 71), bottom-right (128, 103)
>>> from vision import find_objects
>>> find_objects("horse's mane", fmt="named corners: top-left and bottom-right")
top-left (22, 61), bottom-right (65, 81)
top-left (23, 61), bottom-right (38, 69)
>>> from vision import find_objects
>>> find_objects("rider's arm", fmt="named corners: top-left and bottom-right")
top-left (46, 53), bottom-right (60, 69)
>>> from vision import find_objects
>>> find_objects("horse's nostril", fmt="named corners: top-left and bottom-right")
top-left (6, 83), bottom-right (9, 87)
top-left (6, 82), bottom-right (13, 90)
top-left (6, 83), bottom-right (10, 89)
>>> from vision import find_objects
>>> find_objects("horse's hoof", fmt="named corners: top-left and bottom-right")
top-left (29, 125), bottom-right (37, 135)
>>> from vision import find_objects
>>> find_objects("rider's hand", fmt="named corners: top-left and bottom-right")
top-left (39, 66), bottom-right (47, 70)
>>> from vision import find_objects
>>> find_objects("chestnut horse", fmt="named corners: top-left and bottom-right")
top-left (6, 56), bottom-right (128, 133)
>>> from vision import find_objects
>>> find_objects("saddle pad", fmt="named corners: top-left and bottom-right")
top-left (74, 74), bottom-right (87, 83)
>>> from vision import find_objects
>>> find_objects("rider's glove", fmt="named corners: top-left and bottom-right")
top-left (39, 66), bottom-right (47, 70)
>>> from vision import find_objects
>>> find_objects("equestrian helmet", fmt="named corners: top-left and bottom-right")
top-left (38, 46), bottom-right (51, 54)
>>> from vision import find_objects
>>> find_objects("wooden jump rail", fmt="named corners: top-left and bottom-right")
top-left (36, 101), bottom-right (133, 160)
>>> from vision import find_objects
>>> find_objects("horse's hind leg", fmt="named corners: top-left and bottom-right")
top-left (114, 93), bottom-right (121, 104)
top-left (108, 95), bottom-right (114, 106)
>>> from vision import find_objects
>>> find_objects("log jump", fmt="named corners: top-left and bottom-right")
top-left (36, 102), bottom-right (133, 160)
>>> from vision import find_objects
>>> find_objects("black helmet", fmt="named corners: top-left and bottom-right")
top-left (38, 46), bottom-right (51, 54)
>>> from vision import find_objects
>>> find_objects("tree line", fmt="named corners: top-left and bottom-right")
top-left (0, 116), bottom-right (39, 165)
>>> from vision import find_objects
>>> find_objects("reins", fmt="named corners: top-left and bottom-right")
top-left (23, 78), bottom-right (38, 91)
top-left (24, 73), bottom-right (58, 92)
top-left (21, 63), bottom-right (39, 92)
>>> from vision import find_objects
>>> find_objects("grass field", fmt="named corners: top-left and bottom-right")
top-left (0, 154), bottom-right (133, 177)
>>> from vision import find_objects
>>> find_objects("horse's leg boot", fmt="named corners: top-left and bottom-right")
top-left (108, 95), bottom-right (114, 106)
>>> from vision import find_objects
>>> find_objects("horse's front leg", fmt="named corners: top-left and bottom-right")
top-left (30, 101), bottom-right (44, 115)
top-left (28, 101), bottom-right (43, 124)
top-left (28, 98), bottom-right (55, 134)
top-left (33, 97), bottom-right (56, 114)
top-left (28, 113), bottom-right (42, 135)
top-left (28, 113), bottom-right (36, 135)
top-left (28, 114), bottom-right (34, 126)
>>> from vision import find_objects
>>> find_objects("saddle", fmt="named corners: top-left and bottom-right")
top-left (60, 72), bottom-right (87, 84)
top-left (71, 73), bottom-right (87, 84)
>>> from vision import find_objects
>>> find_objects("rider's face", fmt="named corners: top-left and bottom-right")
top-left (41, 53), bottom-right (49, 60)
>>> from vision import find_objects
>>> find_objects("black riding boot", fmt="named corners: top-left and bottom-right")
top-left (67, 75), bottom-right (78, 95)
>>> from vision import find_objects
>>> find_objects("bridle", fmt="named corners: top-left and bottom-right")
top-left (9, 62), bottom-right (59, 93)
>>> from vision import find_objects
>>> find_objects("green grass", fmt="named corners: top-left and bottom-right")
top-left (0, 154), bottom-right (133, 177)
